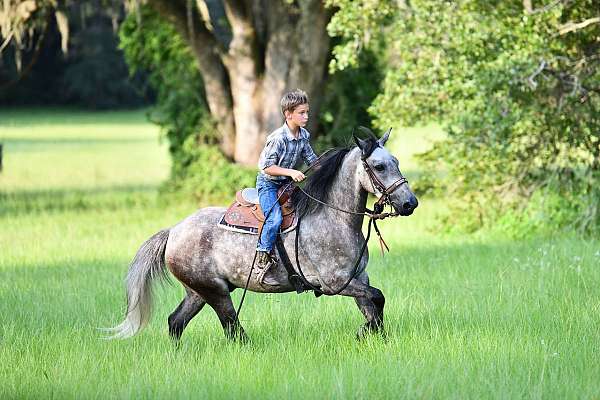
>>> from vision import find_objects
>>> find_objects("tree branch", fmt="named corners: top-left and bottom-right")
top-left (222, 0), bottom-right (258, 68)
top-left (0, 13), bottom-right (50, 90)
top-left (147, 0), bottom-right (236, 158)
top-left (559, 17), bottom-right (600, 35)
top-left (147, 0), bottom-right (224, 55)
top-left (196, 0), bottom-right (213, 32)
top-left (527, 59), bottom-right (546, 89)
top-left (528, 57), bottom-right (600, 109)
top-left (527, 0), bottom-right (571, 14)
top-left (0, 32), bottom-right (14, 54)
top-left (222, 0), bottom-right (252, 26)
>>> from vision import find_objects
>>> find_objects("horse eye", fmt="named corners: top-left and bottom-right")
top-left (374, 164), bottom-right (385, 172)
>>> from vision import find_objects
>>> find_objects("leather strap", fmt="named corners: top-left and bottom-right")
top-left (275, 236), bottom-right (310, 294)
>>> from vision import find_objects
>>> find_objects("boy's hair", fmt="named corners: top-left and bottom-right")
top-left (281, 89), bottom-right (309, 116)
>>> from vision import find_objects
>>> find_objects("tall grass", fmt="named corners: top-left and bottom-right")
top-left (1, 109), bottom-right (599, 399)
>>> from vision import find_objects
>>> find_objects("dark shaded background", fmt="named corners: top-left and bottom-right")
top-left (0, 2), bottom-right (152, 109)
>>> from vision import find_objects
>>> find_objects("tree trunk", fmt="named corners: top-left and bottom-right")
top-left (148, 0), bottom-right (331, 166)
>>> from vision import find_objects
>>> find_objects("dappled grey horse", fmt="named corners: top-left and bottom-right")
top-left (108, 130), bottom-right (418, 341)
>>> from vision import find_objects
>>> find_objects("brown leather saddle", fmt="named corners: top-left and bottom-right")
top-left (218, 184), bottom-right (297, 235)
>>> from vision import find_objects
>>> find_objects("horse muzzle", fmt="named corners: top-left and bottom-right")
top-left (392, 194), bottom-right (418, 216)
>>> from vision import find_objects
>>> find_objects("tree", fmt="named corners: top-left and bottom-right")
top-left (0, 1), bottom-right (151, 108)
top-left (0, 0), bottom-right (67, 88)
top-left (331, 0), bottom-right (600, 233)
top-left (118, 4), bottom-right (385, 203)
top-left (145, 0), bottom-right (332, 165)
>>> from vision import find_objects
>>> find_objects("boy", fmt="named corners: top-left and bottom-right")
top-left (256, 89), bottom-right (317, 269)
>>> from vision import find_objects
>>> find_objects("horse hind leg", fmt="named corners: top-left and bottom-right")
top-left (168, 289), bottom-right (206, 341)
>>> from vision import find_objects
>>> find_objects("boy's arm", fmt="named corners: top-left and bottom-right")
top-left (259, 137), bottom-right (305, 182)
top-left (263, 165), bottom-right (305, 182)
top-left (302, 142), bottom-right (318, 167)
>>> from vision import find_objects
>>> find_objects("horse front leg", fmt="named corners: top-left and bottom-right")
top-left (338, 272), bottom-right (385, 339)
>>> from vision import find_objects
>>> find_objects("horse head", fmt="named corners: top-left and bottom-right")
top-left (353, 127), bottom-right (418, 216)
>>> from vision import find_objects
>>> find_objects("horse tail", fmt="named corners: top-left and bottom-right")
top-left (105, 229), bottom-right (171, 339)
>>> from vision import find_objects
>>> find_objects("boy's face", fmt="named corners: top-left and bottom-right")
top-left (285, 103), bottom-right (309, 128)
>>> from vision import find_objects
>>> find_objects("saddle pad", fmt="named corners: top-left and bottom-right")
top-left (217, 203), bottom-right (297, 235)
top-left (218, 184), bottom-right (298, 235)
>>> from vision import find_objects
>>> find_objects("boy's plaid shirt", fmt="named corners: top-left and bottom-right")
top-left (258, 123), bottom-right (318, 181)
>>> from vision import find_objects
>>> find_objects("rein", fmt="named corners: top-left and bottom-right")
top-left (290, 150), bottom-right (407, 296)
top-left (235, 145), bottom-right (408, 322)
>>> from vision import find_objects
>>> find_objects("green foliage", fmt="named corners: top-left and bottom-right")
top-left (119, 6), bottom-right (210, 153)
top-left (326, 0), bottom-right (395, 72)
top-left (62, 24), bottom-right (148, 109)
top-left (159, 134), bottom-right (256, 203)
top-left (317, 49), bottom-right (384, 149)
top-left (119, 6), bottom-right (253, 202)
top-left (331, 0), bottom-right (600, 235)
top-left (318, 0), bottom-right (391, 149)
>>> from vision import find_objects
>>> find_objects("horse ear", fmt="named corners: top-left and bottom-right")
top-left (378, 128), bottom-right (392, 147)
top-left (353, 134), bottom-right (368, 152)
top-left (357, 126), bottom-right (378, 141)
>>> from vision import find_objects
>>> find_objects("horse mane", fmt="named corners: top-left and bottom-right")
top-left (290, 132), bottom-right (382, 217)
top-left (291, 147), bottom-right (350, 217)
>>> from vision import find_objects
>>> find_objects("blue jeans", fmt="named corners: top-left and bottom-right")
top-left (256, 174), bottom-right (285, 252)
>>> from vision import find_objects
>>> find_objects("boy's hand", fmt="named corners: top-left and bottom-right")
top-left (288, 169), bottom-right (306, 182)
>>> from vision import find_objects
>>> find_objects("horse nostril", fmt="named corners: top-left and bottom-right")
top-left (403, 196), bottom-right (418, 212)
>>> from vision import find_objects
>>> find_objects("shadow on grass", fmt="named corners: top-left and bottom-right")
top-left (3, 137), bottom-right (158, 153)
top-left (0, 184), bottom-right (164, 217)
top-left (0, 107), bottom-right (151, 126)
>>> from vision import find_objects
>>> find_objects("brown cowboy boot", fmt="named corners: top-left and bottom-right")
top-left (256, 250), bottom-right (306, 292)
top-left (255, 251), bottom-right (278, 286)
top-left (256, 250), bottom-right (276, 269)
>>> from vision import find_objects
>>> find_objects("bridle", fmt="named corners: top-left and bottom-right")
top-left (361, 157), bottom-right (408, 216)
top-left (295, 148), bottom-right (409, 219)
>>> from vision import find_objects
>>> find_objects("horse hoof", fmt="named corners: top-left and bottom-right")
top-left (227, 331), bottom-right (250, 344)
top-left (355, 323), bottom-right (385, 341)
top-left (238, 334), bottom-right (251, 345)
top-left (355, 325), bottom-right (371, 340)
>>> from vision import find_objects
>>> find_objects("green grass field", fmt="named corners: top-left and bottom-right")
top-left (1, 109), bottom-right (599, 399)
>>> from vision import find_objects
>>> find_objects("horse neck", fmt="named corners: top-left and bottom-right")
top-left (309, 148), bottom-right (367, 230)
